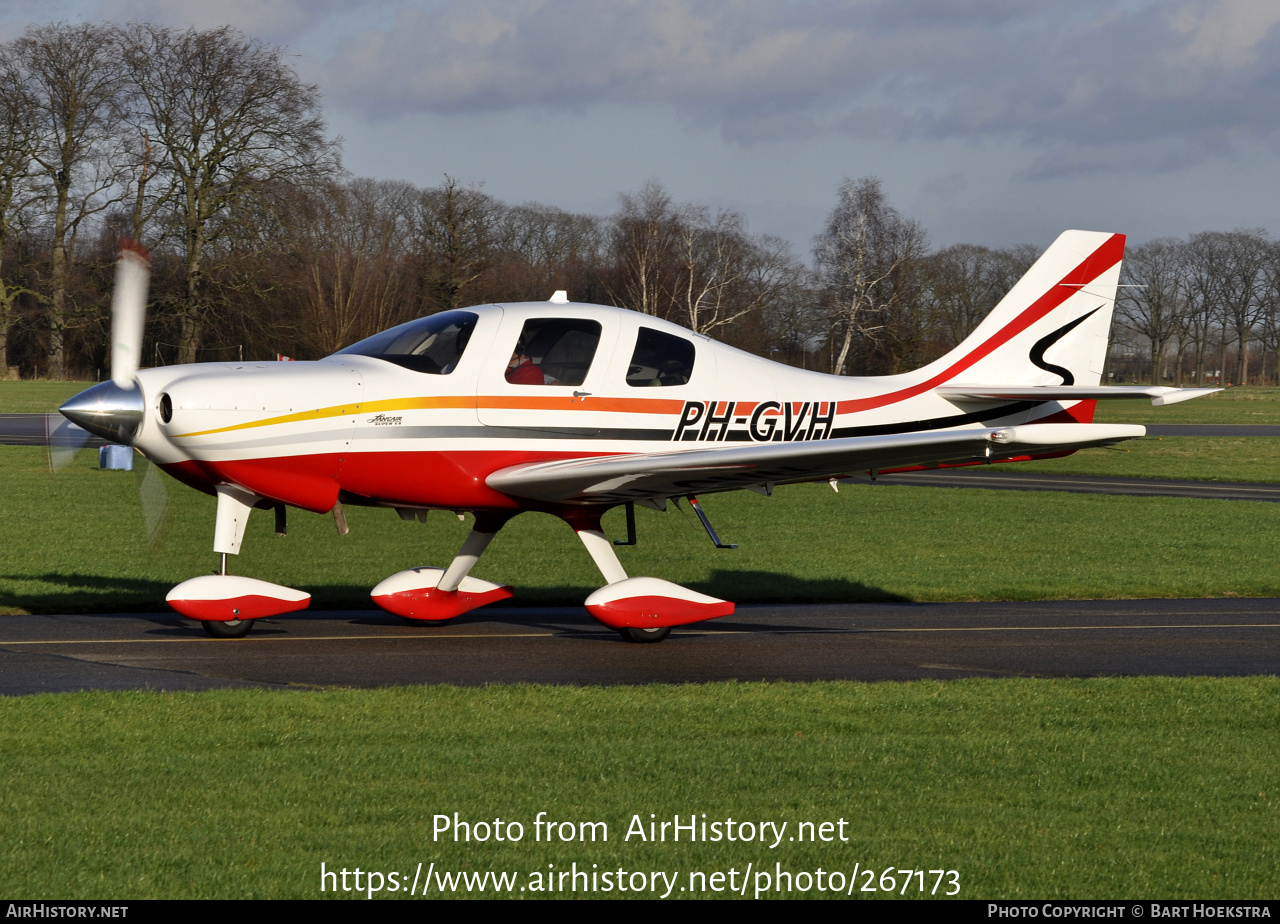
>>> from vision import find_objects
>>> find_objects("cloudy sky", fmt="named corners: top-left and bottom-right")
top-left (6, 0), bottom-right (1280, 257)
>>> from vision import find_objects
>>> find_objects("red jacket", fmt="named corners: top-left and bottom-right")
top-left (505, 360), bottom-right (544, 385)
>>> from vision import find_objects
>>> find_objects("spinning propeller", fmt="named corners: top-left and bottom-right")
top-left (57, 241), bottom-right (149, 443)
top-left (50, 242), bottom-right (168, 543)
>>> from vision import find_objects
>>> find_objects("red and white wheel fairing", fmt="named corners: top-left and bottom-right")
top-left (166, 574), bottom-right (310, 621)
top-left (584, 577), bottom-right (733, 629)
top-left (371, 567), bottom-right (513, 621)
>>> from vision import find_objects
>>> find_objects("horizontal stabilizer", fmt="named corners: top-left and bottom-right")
top-left (938, 385), bottom-right (1221, 407)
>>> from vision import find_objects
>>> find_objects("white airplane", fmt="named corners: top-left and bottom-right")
top-left (58, 231), bottom-right (1215, 642)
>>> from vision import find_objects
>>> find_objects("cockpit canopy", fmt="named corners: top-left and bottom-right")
top-left (333, 310), bottom-right (478, 374)
top-left (333, 305), bottom-right (699, 389)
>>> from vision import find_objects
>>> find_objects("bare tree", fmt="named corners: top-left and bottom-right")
top-left (0, 50), bottom-right (41, 374)
top-left (814, 177), bottom-right (927, 375)
top-left (675, 205), bottom-right (789, 335)
top-left (495, 202), bottom-right (606, 302)
top-left (1218, 229), bottom-right (1270, 385)
top-left (921, 244), bottom-right (1038, 356)
top-left (120, 23), bottom-right (340, 364)
top-left (411, 175), bottom-right (499, 312)
top-left (610, 180), bottom-right (679, 319)
top-left (283, 178), bottom-right (417, 355)
top-left (739, 242), bottom-right (819, 367)
top-left (922, 244), bottom-right (997, 349)
top-left (10, 22), bottom-right (126, 378)
top-left (1117, 238), bottom-right (1187, 384)
top-left (1257, 240), bottom-right (1280, 385)
top-left (1179, 232), bottom-right (1223, 385)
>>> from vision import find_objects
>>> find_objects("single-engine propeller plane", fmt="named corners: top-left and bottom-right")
top-left (58, 230), bottom-right (1216, 642)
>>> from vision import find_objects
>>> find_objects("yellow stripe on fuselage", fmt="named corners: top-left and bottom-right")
top-left (172, 396), bottom-right (477, 438)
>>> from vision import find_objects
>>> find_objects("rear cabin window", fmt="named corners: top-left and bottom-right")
top-left (333, 310), bottom-right (478, 374)
top-left (506, 318), bottom-right (602, 387)
top-left (626, 327), bottom-right (696, 387)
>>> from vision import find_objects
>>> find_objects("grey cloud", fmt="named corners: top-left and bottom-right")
top-left (94, 0), bottom-right (350, 43)
top-left (319, 0), bottom-right (1280, 177)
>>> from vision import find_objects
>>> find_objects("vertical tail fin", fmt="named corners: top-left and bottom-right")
top-left (921, 230), bottom-right (1125, 387)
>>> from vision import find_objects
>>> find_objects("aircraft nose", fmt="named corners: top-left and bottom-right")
top-left (59, 380), bottom-right (145, 446)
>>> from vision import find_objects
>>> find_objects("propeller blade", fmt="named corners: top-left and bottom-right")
top-left (44, 414), bottom-right (92, 473)
top-left (111, 241), bottom-right (150, 387)
top-left (139, 458), bottom-right (169, 547)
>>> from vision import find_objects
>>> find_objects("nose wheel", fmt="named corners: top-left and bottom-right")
top-left (202, 619), bottom-right (253, 639)
top-left (618, 626), bottom-right (671, 644)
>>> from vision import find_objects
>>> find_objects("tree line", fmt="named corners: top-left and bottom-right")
top-left (0, 21), bottom-right (1275, 385)
top-left (1113, 230), bottom-right (1280, 385)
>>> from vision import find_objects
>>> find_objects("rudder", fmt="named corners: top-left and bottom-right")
top-left (920, 230), bottom-right (1125, 389)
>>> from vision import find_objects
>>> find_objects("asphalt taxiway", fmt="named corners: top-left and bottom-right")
top-left (2, 599), bottom-right (1277, 694)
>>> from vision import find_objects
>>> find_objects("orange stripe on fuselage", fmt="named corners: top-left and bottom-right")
top-left (476, 395), bottom-right (686, 414)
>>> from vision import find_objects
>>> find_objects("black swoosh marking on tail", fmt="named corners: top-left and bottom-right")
top-left (1029, 307), bottom-right (1100, 386)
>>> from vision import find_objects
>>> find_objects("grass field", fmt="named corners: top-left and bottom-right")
top-left (1094, 386), bottom-right (1280, 424)
top-left (995, 436), bottom-right (1280, 482)
top-left (0, 380), bottom-right (92, 413)
top-left (1, 678), bottom-right (1276, 899)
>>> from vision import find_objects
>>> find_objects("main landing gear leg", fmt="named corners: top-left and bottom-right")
top-left (569, 510), bottom-right (734, 643)
top-left (438, 527), bottom-right (501, 592)
top-left (575, 521), bottom-right (664, 643)
top-left (370, 512), bottom-right (516, 623)
top-left (166, 486), bottom-right (311, 638)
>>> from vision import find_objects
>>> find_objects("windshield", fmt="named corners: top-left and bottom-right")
top-left (333, 311), bottom-right (479, 374)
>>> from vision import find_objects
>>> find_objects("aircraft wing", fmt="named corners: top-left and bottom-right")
top-left (486, 423), bottom-right (1144, 505)
top-left (937, 385), bottom-right (1221, 406)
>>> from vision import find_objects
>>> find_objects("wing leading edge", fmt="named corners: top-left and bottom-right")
top-left (486, 423), bottom-right (1145, 505)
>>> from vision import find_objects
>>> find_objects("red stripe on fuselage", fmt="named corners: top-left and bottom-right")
top-left (163, 449), bottom-right (620, 512)
top-left (835, 234), bottom-right (1124, 415)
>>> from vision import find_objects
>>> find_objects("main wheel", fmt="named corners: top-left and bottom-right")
top-left (618, 626), bottom-right (671, 644)
top-left (202, 619), bottom-right (253, 639)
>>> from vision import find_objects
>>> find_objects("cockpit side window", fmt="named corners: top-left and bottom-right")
top-left (332, 310), bottom-right (478, 374)
top-left (506, 318), bottom-right (602, 387)
top-left (626, 327), bottom-right (696, 387)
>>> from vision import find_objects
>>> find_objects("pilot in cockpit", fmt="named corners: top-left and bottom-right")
top-left (506, 346), bottom-right (559, 385)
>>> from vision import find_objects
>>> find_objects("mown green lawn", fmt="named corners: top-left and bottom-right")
top-left (0, 380), bottom-right (93, 412)
top-left (1095, 386), bottom-right (1280, 424)
top-left (1, 678), bottom-right (1276, 899)
top-left (987, 436), bottom-right (1280, 482)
